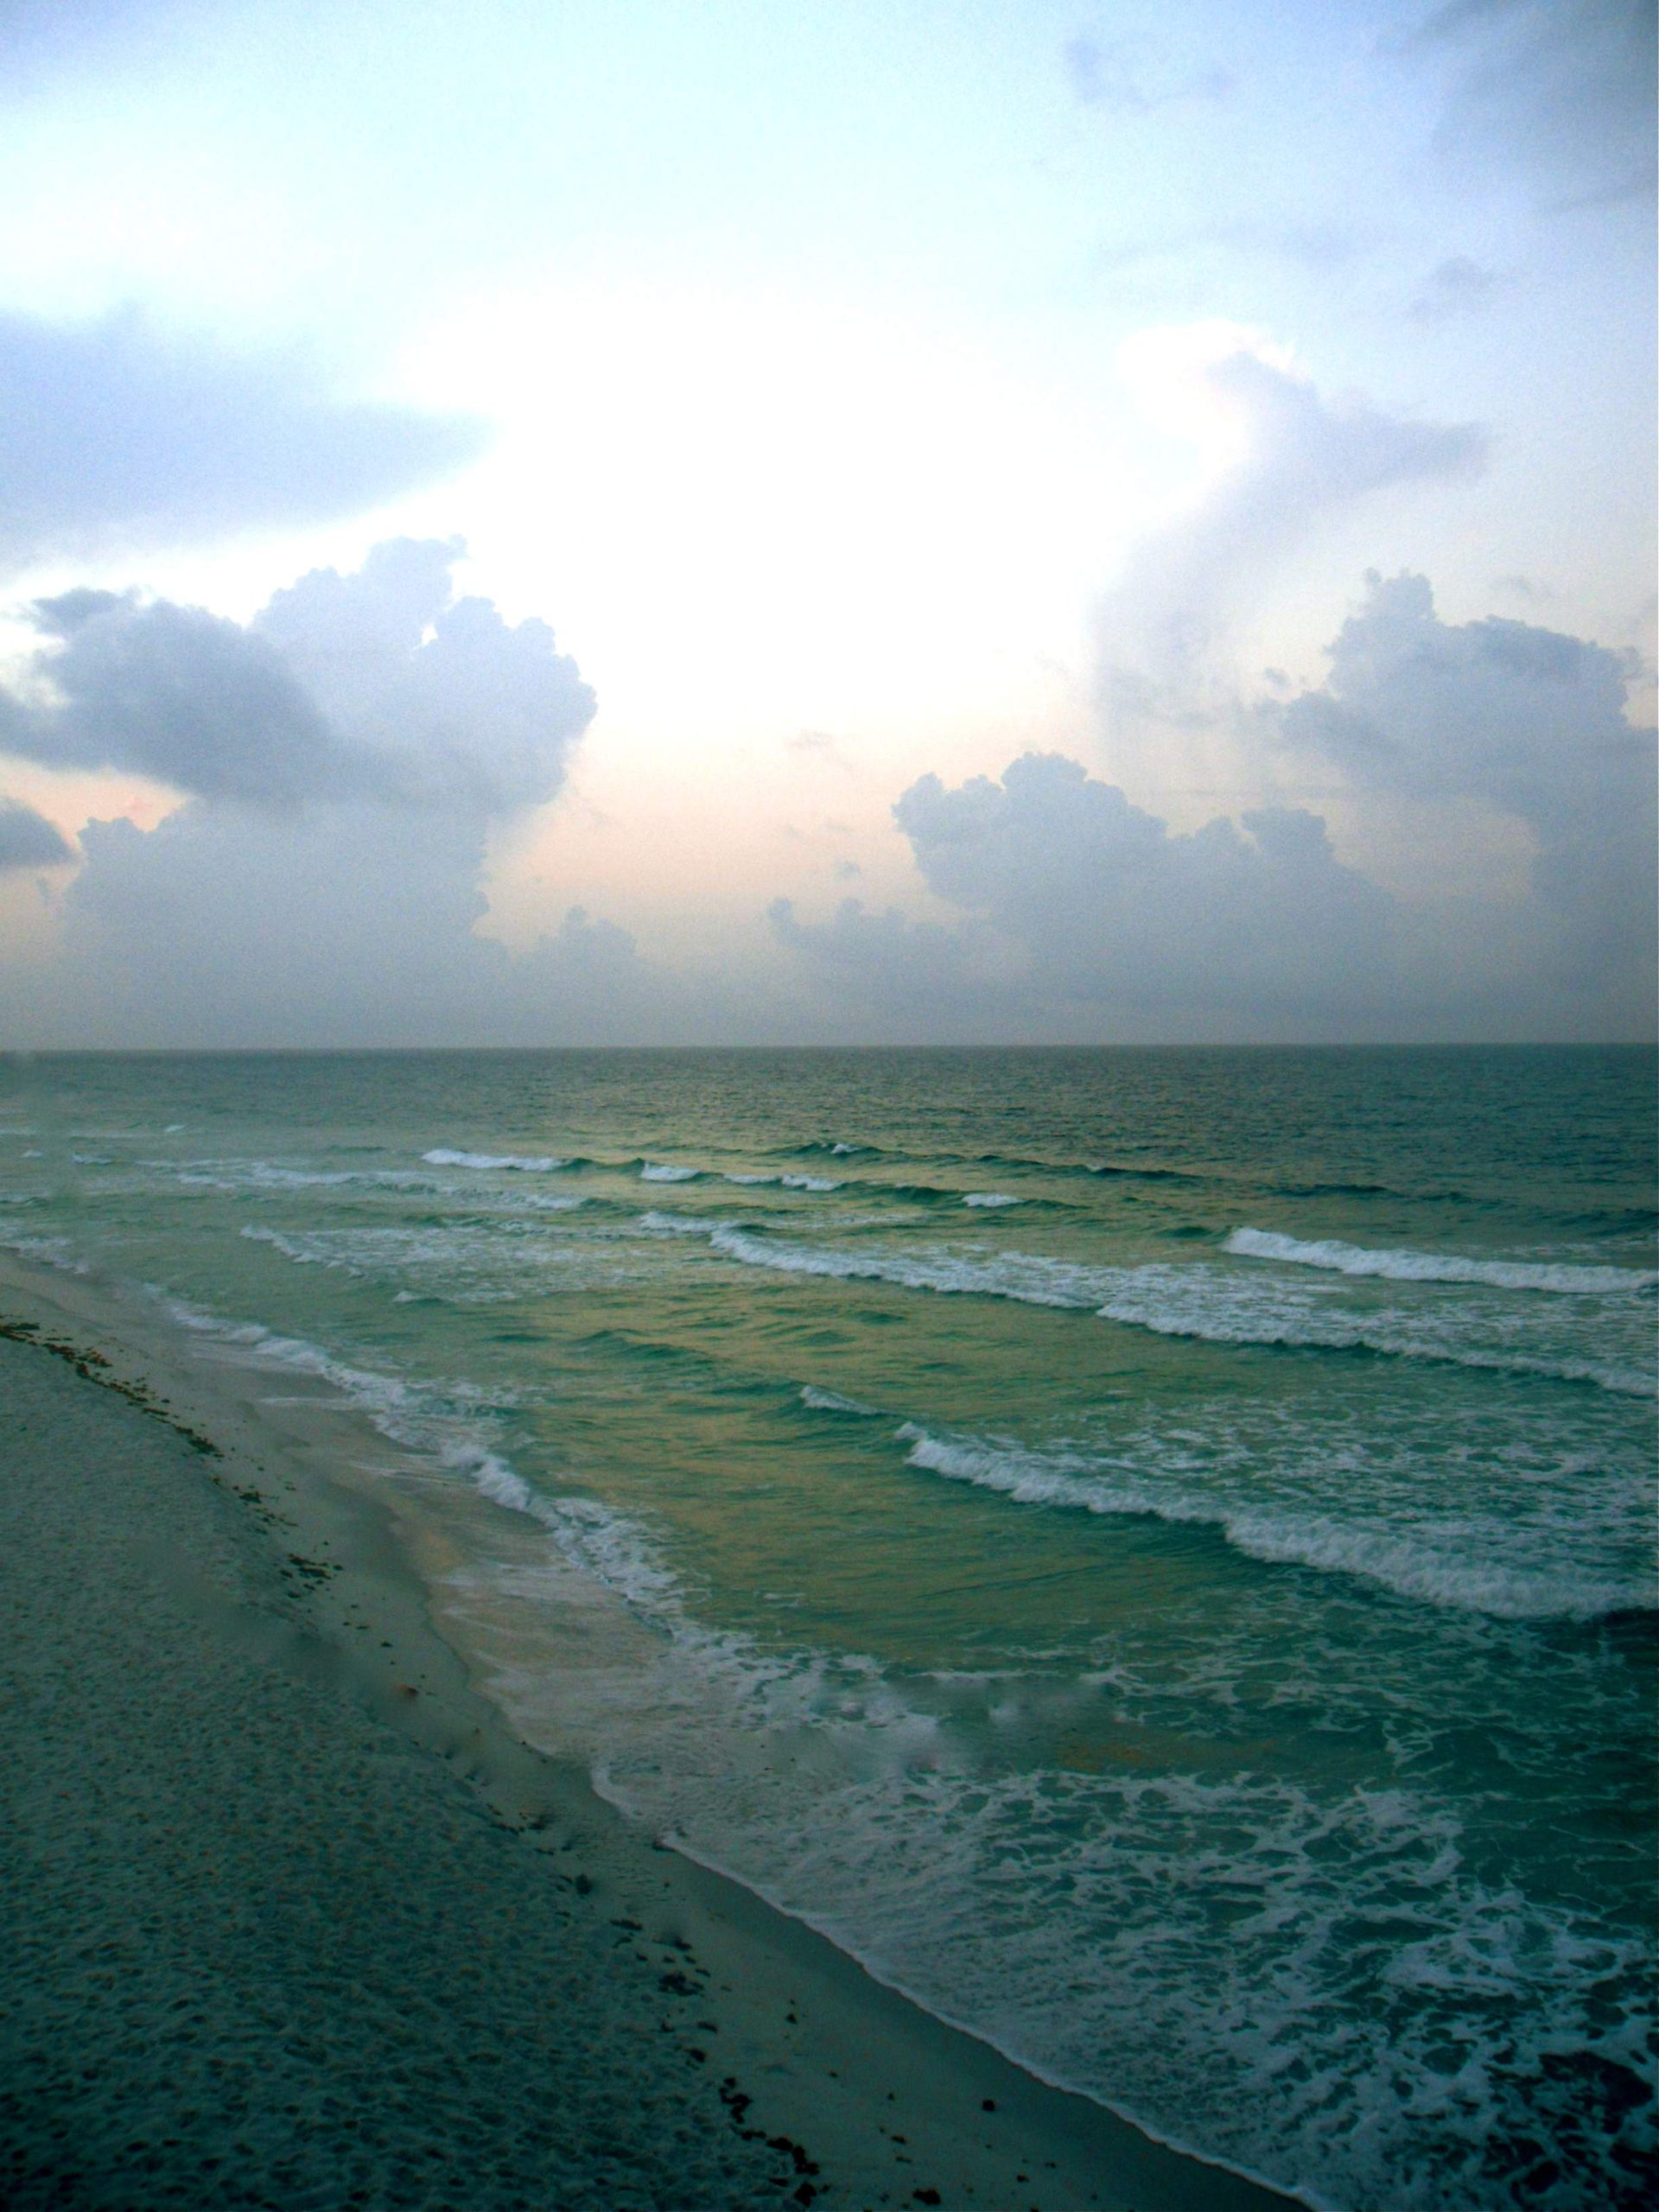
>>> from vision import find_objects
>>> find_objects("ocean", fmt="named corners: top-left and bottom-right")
top-left (2, 1045), bottom-right (1654, 2210)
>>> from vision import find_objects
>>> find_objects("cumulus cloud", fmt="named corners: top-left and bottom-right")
top-left (1102, 334), bottom-right (1485, 703)
top-left (767, 894), bottom-right (972, 1015)
top-left (1281, 569), bottom-right (1656, 1014)
top-left (0, 537), bottom-right (594, 809)
top-left (766, 574), bottom-right (1655, 1040)
top-left (0, 537), bottom-right (641, 1043)
top-left (0, 308), bottom-right (486, 575)
top-left (33, 799), bottom-right (676, 1046)
top-left (0, 798), bottom-right (73, 871)
top-left (893, 753), bottom-right (1394, 1020)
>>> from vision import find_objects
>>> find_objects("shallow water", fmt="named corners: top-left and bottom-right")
top-left (3, 1046), bottom-right (1654, 2209)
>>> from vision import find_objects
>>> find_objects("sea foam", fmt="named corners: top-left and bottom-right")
top-left (1228, 1226), bottom-right (1658, 1295)
top-left (895, 1422), bottom-right (1656, 1621)
top-left (423, 1148), bottom-right (568, 1173)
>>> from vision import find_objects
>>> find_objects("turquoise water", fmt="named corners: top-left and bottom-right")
top-left (3, 1046), bottom-right (1654, 2209)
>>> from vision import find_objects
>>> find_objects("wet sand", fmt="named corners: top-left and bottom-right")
top-left (0, 1253), bottom-right (1300, 2212)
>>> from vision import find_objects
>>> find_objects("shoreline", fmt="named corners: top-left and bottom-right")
top-left (0, 1247), bottom-right (1303, 2212)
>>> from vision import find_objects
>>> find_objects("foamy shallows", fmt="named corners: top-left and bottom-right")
top-left (3, 1043), bottom-right (1653, 2212)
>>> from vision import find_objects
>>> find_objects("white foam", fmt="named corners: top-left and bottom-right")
top-left (0, 1231), bottom-right (90, 1274)
top-left (963, 1192), bottom-right (1020, 1208)
top-left (799, 1385), bottom-right (879, 1416)
top-left (240, 1224), bottom-right (350, 1270)
top-left (721, 1171), bottom-right (842, 1192)
top-left (895, 1423), bottom-right (1656, 1621)
top-left (422, 1147), bottom-right (568, 1172)
top-left (1228, 1226), bottom-right (1658, 1296)
top-left (640, 1163), bottom-right (699, 1183)
top-left (704, 1224), bottom-right (1104, 1307)
top-left (136, 1285), bottom-right (1653, 2212)
top-left (1098, 1265), bottom-right (1658, 1398)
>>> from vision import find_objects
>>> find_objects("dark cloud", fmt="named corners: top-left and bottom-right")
top-left (0, 308), bottom-right (486, 575)
top-left (0, 798), bottom-right (73, 870)
top-left (0, 537), bottom-right (595, 810)
top-left (1402, 0), bottom-right (1657, 209)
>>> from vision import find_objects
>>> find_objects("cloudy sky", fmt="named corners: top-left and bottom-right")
top-left (0, 0), bottom-right (1652, 1045)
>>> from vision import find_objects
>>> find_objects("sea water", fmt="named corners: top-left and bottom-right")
top-left (2, 1046), bottom-right (1654, 2210)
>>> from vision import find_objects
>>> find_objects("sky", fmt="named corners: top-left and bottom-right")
top-left (0, 0), bottom-right (1653, 1045)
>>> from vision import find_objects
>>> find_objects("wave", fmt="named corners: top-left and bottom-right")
top-left (137, 1283), bottom-right (1655, 2212)
top-left (1099, 1268), bottom-right (1658, 1398)
top-left (725, 1172), bottom-right (843, 1192)
top-left (896, 1425), bottom-right (1656, 1622)
top-left (798, 1384), bottom-right (880, 1416)
top-left (963, 1192), bottom-right (1020, 1208)
top-left (639, 1163), bottom-right (700, 1183)
top-left (683, 1225), bottom-right (1655, 1398)
top-left (705, 1225), bottom-right (1107, 1308)
top-left (423, 1147), bottom-right (569, 1173)
top-left (1229, 1227), bottom-right (1659, 1296)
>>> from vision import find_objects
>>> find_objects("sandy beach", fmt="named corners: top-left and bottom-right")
top-left (0, 1253), bottom-right (1299, 2212)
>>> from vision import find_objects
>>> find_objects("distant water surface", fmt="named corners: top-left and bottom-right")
top-left (3, 1046), bottom-right (1654, 2210)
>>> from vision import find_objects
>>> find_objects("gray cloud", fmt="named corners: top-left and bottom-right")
top-left (1102, 350), bottom-right (1485, 703)
top-left (0, 798), bottom-right (73, 870)
top-left (1408, 254), bottom-right (1503, 320)
top-left (29, 801), bottom-right (676, 1047)
top-left (0, 540), bottom-right (701, 1045)
top-left (0, 308), bottom-right (486, 575)
top-left (1064, 34), bottom-right (1234, 113)
top-left (1281, 569), bottom-right (1656, 1013)
top-left (253, 538), bottom-right (596, 811)
top-left (1402, 0), bottom-right (1658, 209)
top-left (767, 574), bottom-right (1655, 1041)
top-left (767, 894), bottom-right (971, 1015)
top-left (0, 537), bottom-right (595, 810)
top-left (0, 0), bottom-right (174, 79)
top-left (894, 753), bottom-right (1394, 1020)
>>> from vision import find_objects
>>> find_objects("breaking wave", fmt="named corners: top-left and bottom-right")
top-left (1229, 1227), bottom-right (1659, 1296)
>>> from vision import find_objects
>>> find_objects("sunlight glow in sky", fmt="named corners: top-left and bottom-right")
top-left (0, 0), bottom-right (1653, 1043)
